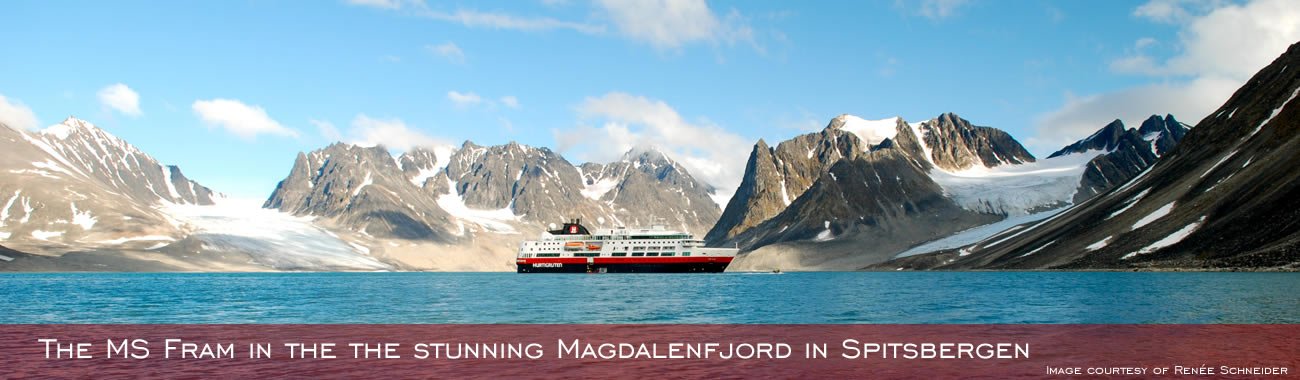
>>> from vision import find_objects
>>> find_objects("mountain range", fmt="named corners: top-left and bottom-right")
top-left (879, 41), bottom-right (1300, 271)
top-left (709, 110), bottom-right (1188, 270)
top-left (2, 43), bottom-right (1298, 272)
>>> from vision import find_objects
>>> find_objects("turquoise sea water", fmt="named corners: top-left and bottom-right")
top-left (0, 272), bottom-right (1296, 323)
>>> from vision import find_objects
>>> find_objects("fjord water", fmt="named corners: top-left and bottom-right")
top-left (1, 272), bottom-right (1296, 324)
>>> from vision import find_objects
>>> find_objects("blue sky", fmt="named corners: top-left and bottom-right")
top-left (1, 0), bottom-right (1297, 200)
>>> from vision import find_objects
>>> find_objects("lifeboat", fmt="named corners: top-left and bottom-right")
top-left (563, 241), bottom-right (585, 251)
top-left (586, 242), bottom-right (603, 250)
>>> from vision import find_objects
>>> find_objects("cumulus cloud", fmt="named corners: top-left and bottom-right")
top-left (556, 92), bottom-right (752, 205)
top-left (1129, 0), bottom-right (1299, 79)
top-left (192, 98), bottom-right (298, 140)
top-left (0, 94), bottom-right (39, 131)
top-left (447, 91), bottom-right (484, 108)
top-left (97, 83), bottom-right (142, 117)
top-left (1031, 0), bottom-right (1300, 153)
top-left (594, 0), bottom-right (757, 51)
top-left (427, 42), bottom-right (465, 64)
top-left (348, 114), bottom-right (442, 151)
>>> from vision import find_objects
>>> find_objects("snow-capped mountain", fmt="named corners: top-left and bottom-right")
top-left (717, 111), bottom-right (1185, 271)
top-left (263, 140), bottom-right (722, 269)
top-left (578, 147), bottom-right (721, 236)
top-left (263, 143), bottom-right (459, 241)
top-left (0, 117), bottom-right (215, 249)
top-left (883, 41), bottom-right (1300, 270)
top-left (703, 116), bottom-right (871, 245)
top-left (0, 117), bottom-right (395, 272)
top-left (918, 112), bottom-right (1035, 170)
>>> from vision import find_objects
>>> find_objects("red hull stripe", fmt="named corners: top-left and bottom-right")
top-left (517, 257), bottom-right (734, 265)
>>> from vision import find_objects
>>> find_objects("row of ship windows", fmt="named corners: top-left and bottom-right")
top-left (530, 252), bottom-right (691, 258)
top-left (585, 235), bottom-right (690, 240)
top-left (532, 240), bottom-right (682, 246)
top-left (523, 246), bottom-right (677, 252)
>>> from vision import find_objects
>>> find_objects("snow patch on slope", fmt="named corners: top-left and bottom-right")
top-left (1106, 188), bottom-right (1151, 220)
top-left (577, 167), bottom-right (621, 201)
top-left (70, 202), bottom-right (96, 230)
top-left (1132, 202), bottom-right (1175, 230)
top-left (1200, 150), bottom-right (1238, 178)
top-left (408, 145), bottom-right (456, 187)
top-left (1123, 217), bottom-right (1205, 259)
top-left (895, 207), bottom-right (1065, 258)
top-left (1250, 85), bottom-right (1300, 136)
top-left (437, 178), bottom-right (519, 233)
top-left (1086, 236), bottom-right (1112, 251)
top-left (97, 235), bottom-right (174, 245)
top-left (160, 165), bottom-right (182, 200)
top-left (352, 171), bottom-right (373, 197)
top-left (31, 230), bottom-right (63, 240)
top-left (812, 220), bottom-right (833, 242)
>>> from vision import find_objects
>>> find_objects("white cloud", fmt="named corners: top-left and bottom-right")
top-left (311, 119), bottom-right (342, 142)
top-left (344, 0), bottom-right (602, 32)
top-left (0, 94), bottom-right (39, 131)
top-left (556, 92), bottom-right (751, 203)
top-left (1032, 0), bottom-right (1300, 153)
top-left (419, 8), bottom-right (604, 34)
top-left (427, 42), bottom-right (465, 64)
top-left (1028, 77), bottom-right (1241, 152)
top-left (1109, 37), bottom-right (1163, 76)
top-left (908, 0), bottom-right (972, 20)
top-left (345, 0), bottom-right (407, 10)
top-left (500, 95), bottom-right (520, 108)
top-left (594, 0), bottom-right (757, 51)
top-left (1120, 0), bottom-right (1300, 78)
top-left (97, 83), bottom-right (142, 117)
top-left (192, 98), bottom-right (298, 140)
top-left (348, 114), bottom-right (441, 151)
top-left (447, 91), bottom-right (484, 108)
top-left (350, 0), bottom-right (765, 52)
top-left (1132, 0), bottom-right (1229, 23)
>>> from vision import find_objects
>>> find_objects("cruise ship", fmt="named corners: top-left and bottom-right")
top-left (516, 219), bottom-right (738, 273)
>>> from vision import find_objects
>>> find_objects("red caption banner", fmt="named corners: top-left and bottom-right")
top-left (1, 325), bottom-right (1295, 378)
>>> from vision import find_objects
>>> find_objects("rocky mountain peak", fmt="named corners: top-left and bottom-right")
top-left (0, 115), bottom-right (217, 248)
top-left (915, 112), bottom-right (1035, 170)
top-left (914, 42), bottom-right (1300, 270)
top-left (1137, 114), bottom-right (1191, 156)
top-left (1048, 119), bottom-right (1127, 158)
top-left (619, 145), bottom-right (678, 171)
top-left (827, 114), bottom-right (901, 149)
